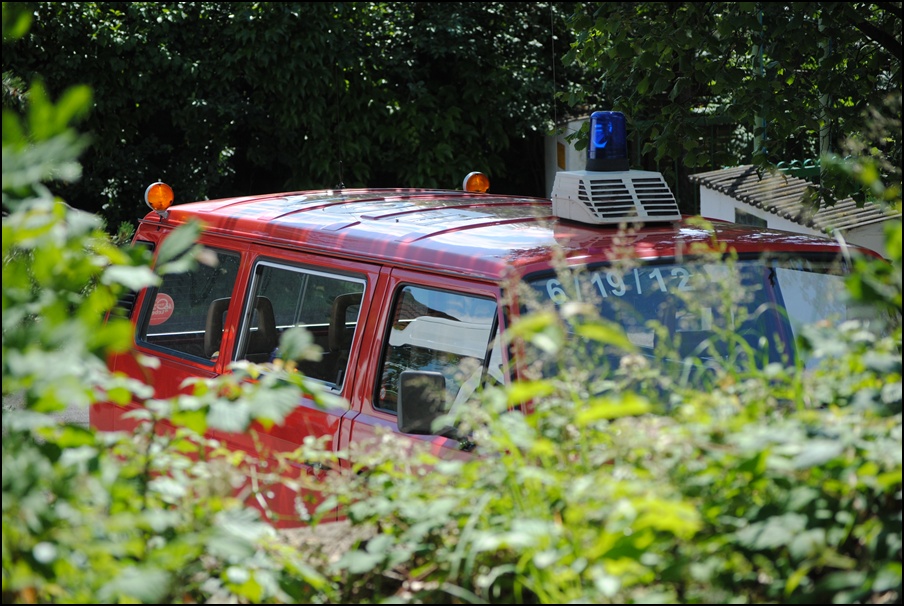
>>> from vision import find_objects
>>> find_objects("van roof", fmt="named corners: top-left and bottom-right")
top-left (144, 188), bottom-right (854, 280)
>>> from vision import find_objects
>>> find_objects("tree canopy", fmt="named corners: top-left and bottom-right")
top-left (2, 2), bottom-right (901, 224)
top-left (564, 2), bottom-right (902, 205)
top-left (2, 2), bottom-right (578, 226)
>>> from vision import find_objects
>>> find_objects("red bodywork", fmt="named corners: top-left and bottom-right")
top-left (91, 187), bottom-right (860, 526)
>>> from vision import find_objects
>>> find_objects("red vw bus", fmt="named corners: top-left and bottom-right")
top-left (92, 112), bottom-right (880, 525)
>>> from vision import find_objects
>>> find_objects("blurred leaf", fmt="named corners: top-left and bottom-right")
top-left (576, 393), bottom-right (652, 424)
top-left (506, 379), bottom-right (555, 406)
top-left (171, 408), bottom-right (207, 435)
top-left (574, 321), bottom-right (636, 351)
top-left (98, 566), bottom-right (172, 603)
top-left (735, 513), bottom-right (808, 549)
top-left (207, 398), bottom-right (252, 433)
top-left (277, 326), bottom-right (322, 363)
top-left (153, 220), bottom-right (205, 271)
top-left (790, 440), bottom-right (844, 469)
top-left (2, 2), bottom-right (33, 40)
top-left (874, 563), bottom-right (903, 592)
top-left (101, 264), bottom-right (159, 290)
top-left (340, 549), bottom-right (385, 575)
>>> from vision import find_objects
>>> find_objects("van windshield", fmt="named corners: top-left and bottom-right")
top-left (523, 254), bottom-right (871, 375)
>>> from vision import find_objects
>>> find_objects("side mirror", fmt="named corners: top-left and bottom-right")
top-left (397, 370), bottom-right (446, 435)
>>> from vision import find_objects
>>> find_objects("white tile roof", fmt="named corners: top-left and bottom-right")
top-left (690, 165), bottom-right (901, 233)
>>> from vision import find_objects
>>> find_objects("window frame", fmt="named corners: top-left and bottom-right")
top-left (374, 283), bottom-right (500, 415)
top-left (238, 258), bottom-right (368, 389)
top-left (135, 246), bottom-right (243, 364)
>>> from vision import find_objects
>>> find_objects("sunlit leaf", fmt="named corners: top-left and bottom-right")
top-left (735, 513), bottom-right (808, 549)
top-left (790, 440), bottom-right (844, 469)
top-left (574, 321), bottom-right (636, 351)
top-left (506, 380), bottom-right (555, 406)
top-left (102, 264), bottom-right (159, 290)
top-left (577, 393), bottom-right (652, 424)
top-left (98, 566), bottom-right (172, 603)
top-left (153, 221), bottom-right (204, 270)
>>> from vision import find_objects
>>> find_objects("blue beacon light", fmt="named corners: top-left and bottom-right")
top-left (586, 110), bottom-right (629, 172)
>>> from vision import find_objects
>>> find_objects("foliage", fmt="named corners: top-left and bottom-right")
top-left (5, 2), bottom-right (900, 221)
top-left (2, 1), bottom-right (578, 227)
top-left (562, 2), bottom-right (902, 207)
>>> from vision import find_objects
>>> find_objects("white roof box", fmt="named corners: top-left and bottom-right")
top-left (551, 169), bottom-right (683, 225)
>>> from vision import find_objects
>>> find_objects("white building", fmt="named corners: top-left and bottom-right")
top-left (690, 165), bottom-right (901, 259)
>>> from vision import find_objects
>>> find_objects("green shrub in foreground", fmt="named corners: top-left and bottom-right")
top-left (305, 321), bottom-right (900, 603)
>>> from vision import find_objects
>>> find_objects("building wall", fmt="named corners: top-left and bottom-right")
top-left (840, 222), bottom-right (891, 258)
top-left (544, 118), bottom-right (587, 197)
top-left (699, 188), bottom-right (892, 258)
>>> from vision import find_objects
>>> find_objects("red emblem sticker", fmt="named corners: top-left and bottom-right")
top-left (150, 293), bottom-right (175, 326)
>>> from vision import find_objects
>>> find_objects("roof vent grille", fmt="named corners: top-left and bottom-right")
top-left (551, 170), bottom-right (682, 224)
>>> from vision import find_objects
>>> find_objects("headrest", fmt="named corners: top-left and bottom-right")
top-left (204, 297), bottom-right (231, 358)
top-left (247, 296), bottom-right (278, 355)
top-left (329, 292), bottom-right (363, 351)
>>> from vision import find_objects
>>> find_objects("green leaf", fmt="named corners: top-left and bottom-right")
top-left (506, 380), bottom-right (555, 405)
top-left (154, 221), bottom-right (204, 270)
top-left (574, 321), bottom-right (636, 351)
top-left (576, 393), bottom-right (652, 424)
top-left (735, 513), bottom-right (808, 549)
top-left (206, 532), bottom-right (257, 561)
top-left (506, 310), bottom-right (559, 339)
top-left (148, 476), bottom-right (188, 500)
top-left (53, 85), bottom-right (94, 131)
top-left (224, 568), bottom-right (264, 603)
top-left (1, 111), bottom-right (24, 145)
top-left (102, 264), bottom-right (159, 290)
top-left (98, 566), bottom-right (173, 603)
top-left (2, 3), bottom-right (33, 40)
top-left (874, 562), bottom-right (903, 592)
top-left (171, 408), bottom-right (208, 435)
top-left (788, 528), bottom-right (827, 560)
top-left (633, 498), bottom-right (702, 538)
top-left (815, 570), bottom-right (867, 592)
top-left (278, 326), bottom-right (322, 362)
top-left (54, 424), bottom-right (95, 448)
top-left (785, 563), bottom-right (813, 596)
top-left (247, 384), bottom-right (302, 427)
top-left (207, 398), bottom-right (253, 433)
top-left (791, 440), bottom-right (844, 469)
top-left (339, 549), bottom-right (386, 574)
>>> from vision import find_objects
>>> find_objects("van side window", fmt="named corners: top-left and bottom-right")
top-left (137, 248), bottom-right (241, 362)
top-left (237, 261), bottom-right (365, 388)
top-left (377, 286), bottom-right (500, 413)
top-left (136, 250), bottom-right (240, 366)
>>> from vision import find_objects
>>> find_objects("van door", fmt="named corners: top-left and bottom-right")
top-left (341, 268), bottom-right (506, 465)
top-left (220, 248), bottom-right (380, 525)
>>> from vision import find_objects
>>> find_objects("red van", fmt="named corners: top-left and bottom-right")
top-left (91, 112), bottom-right (878, 526)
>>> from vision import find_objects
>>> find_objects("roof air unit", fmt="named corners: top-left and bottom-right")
top-left (551, 111), bottom-right (682, 225)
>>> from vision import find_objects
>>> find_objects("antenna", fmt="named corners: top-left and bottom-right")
top-left (333, 45), bottom-right (345, 191)
top-left (549, 4), bottom-right (558, 134)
